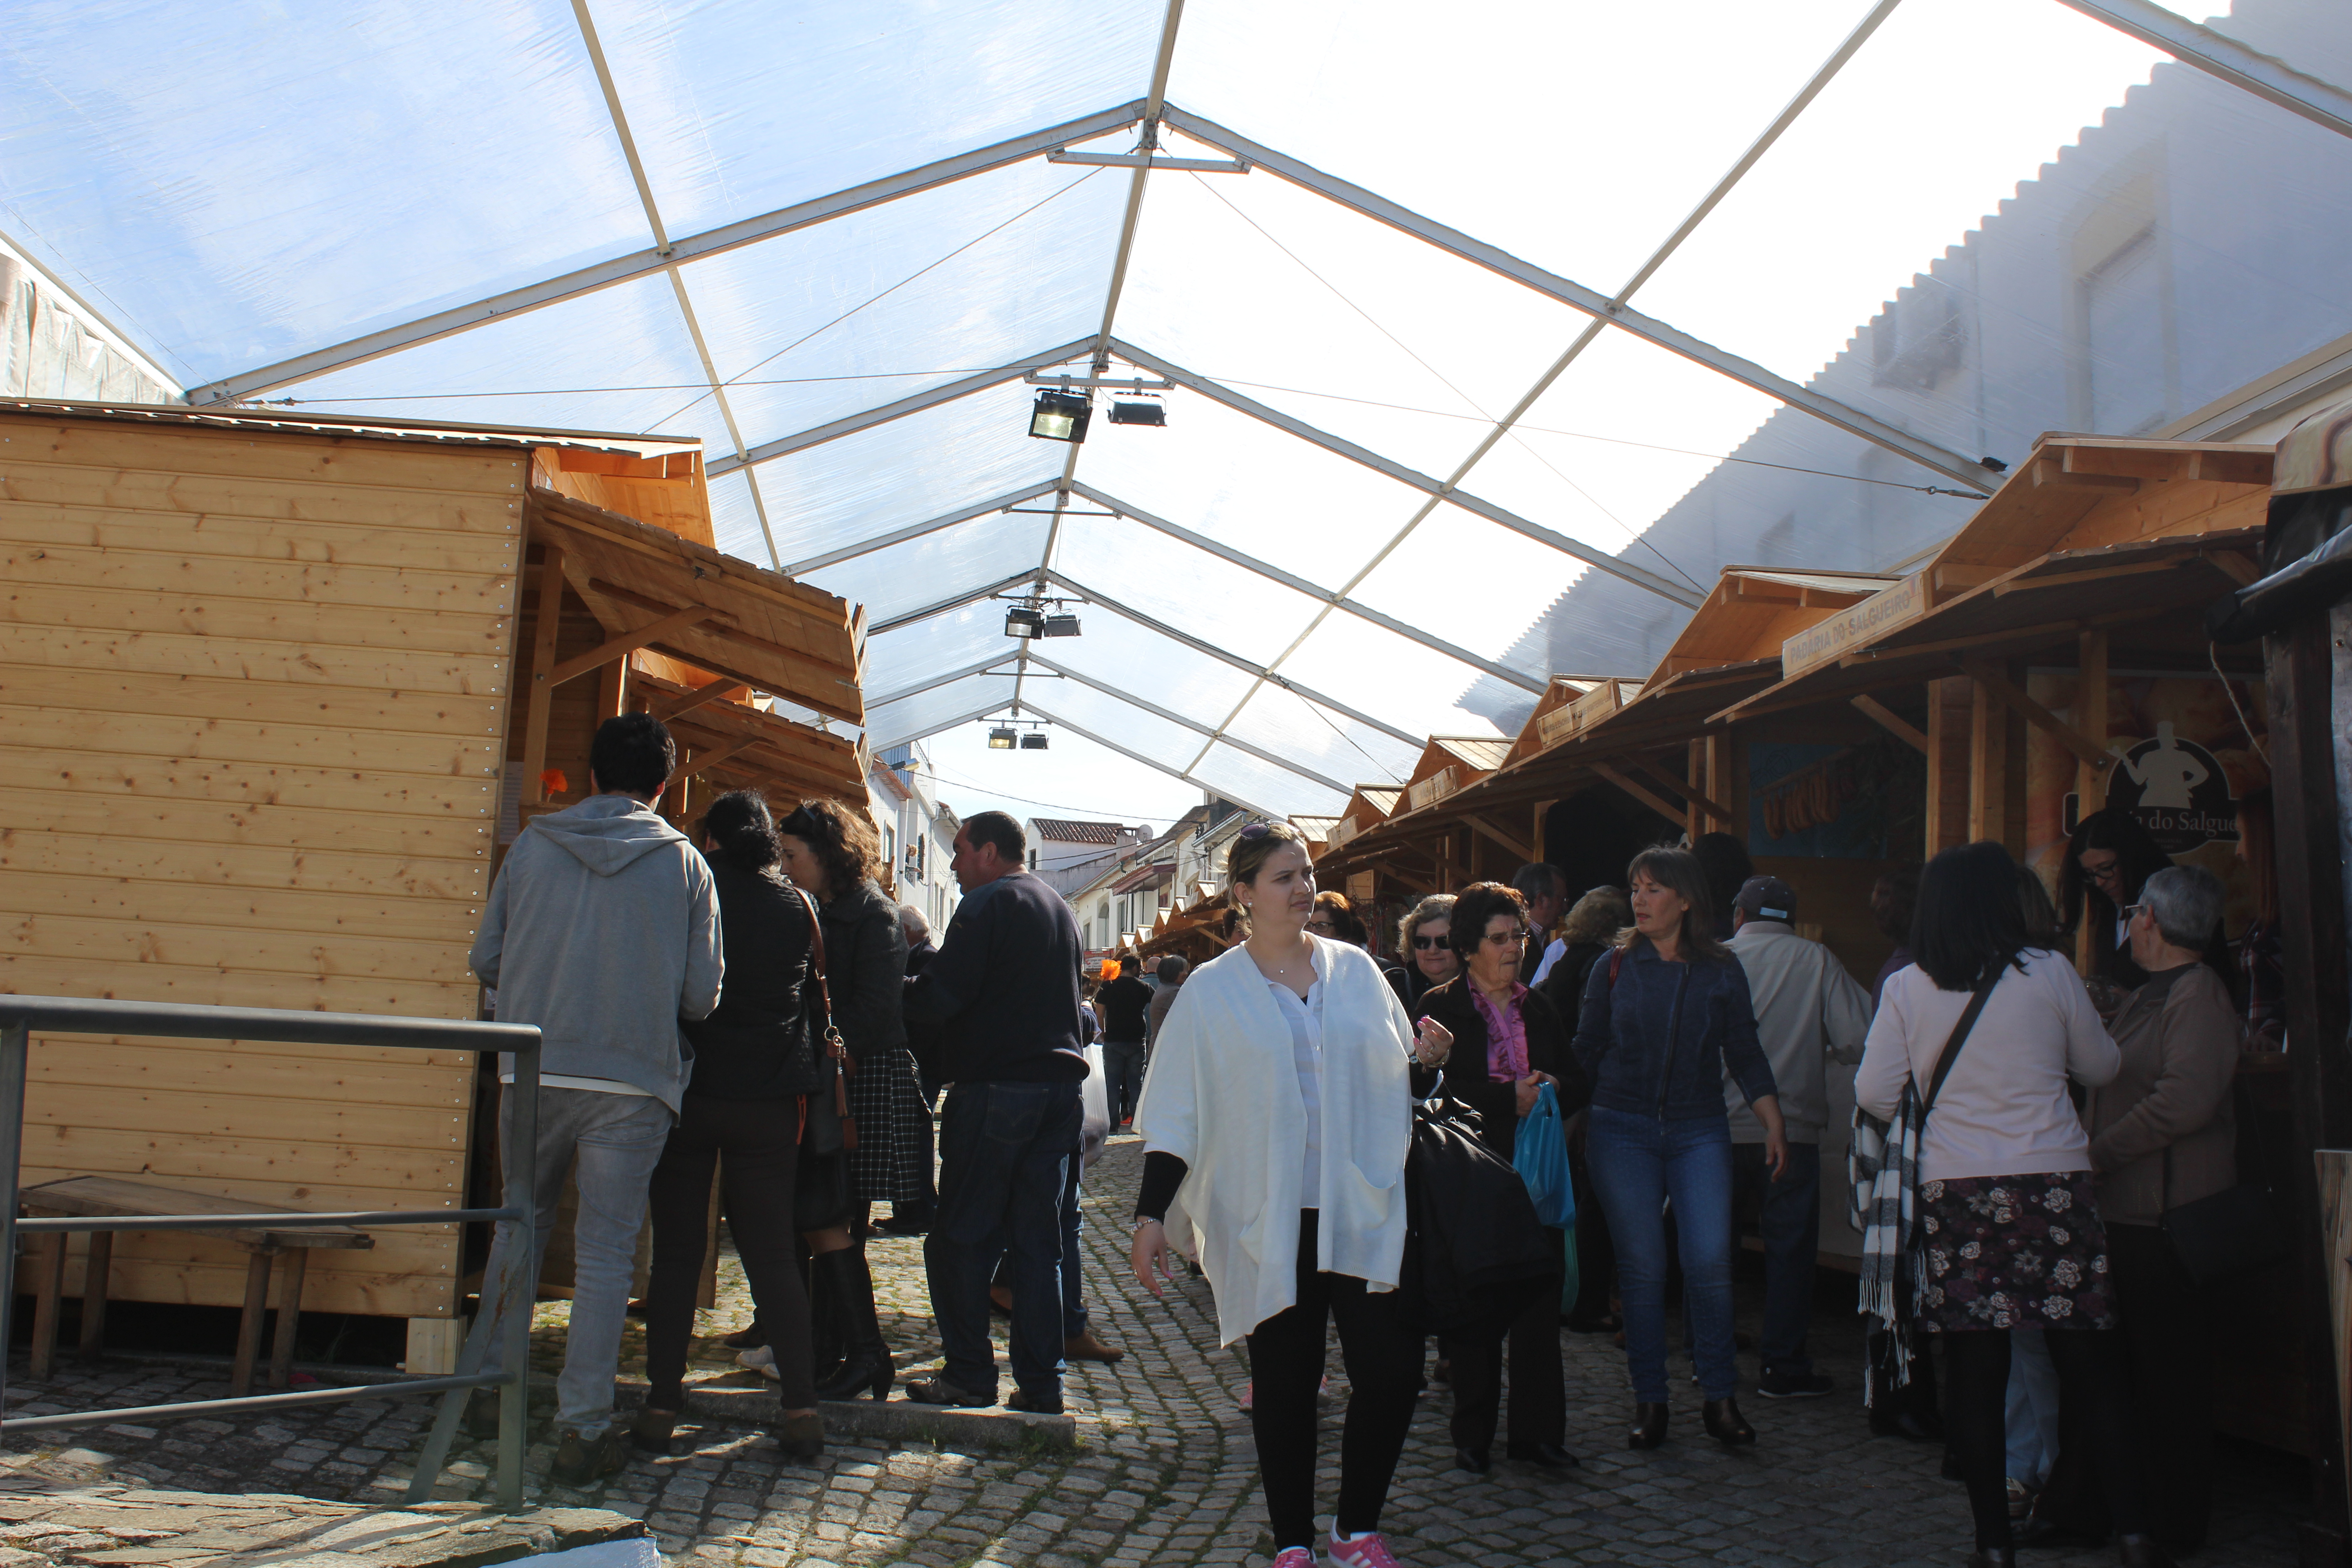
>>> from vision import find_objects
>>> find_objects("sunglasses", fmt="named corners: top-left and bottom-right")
top-left (1412, 935), bottom-right (1448, 951)
top-left (1240, 823), bottom-right (1271, 839)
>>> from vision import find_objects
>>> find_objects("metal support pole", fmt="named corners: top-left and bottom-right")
top-left (498, 1042), bottom-right (541, 1513)
top-left (0, 1023), bottom-right (27, 1421)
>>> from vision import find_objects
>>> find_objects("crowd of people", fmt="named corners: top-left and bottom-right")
top-left (468, 713), bottom-right (2258, 1568)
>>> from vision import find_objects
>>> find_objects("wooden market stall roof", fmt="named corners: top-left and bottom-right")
top-left (1650, 568), bottom-right (1901, 684)
top-left (1504, 675), bottom-right (1633, 765)
top-left (528, 488), bottom-right (863, 727)
top-left (1321, 784), bottom-right (1406, 856)
top-left (1400, 735), bottom-right (1514, 815)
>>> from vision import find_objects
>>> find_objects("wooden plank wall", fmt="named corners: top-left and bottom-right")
top-left (0, 413), bottom-right (522, 1318)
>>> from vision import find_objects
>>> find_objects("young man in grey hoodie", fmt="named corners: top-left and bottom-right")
top-left (467, 712), bottom-right (722, 1484)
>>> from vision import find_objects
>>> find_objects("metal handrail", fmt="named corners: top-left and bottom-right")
top-left (0, 997), bottom-right (543, 1510)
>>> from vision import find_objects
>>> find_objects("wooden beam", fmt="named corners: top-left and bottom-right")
top-left (1840, 617), bottom-right (2083, 666)
top-left (1960, 658), bottom-right (2113, 774)
top-left (1850, 694), bottom-right (1928, 754)
top-left (2203, 549), bottom-right (2261, 588)
top-left (2031, 455), bottom-right (2141, 492)
top-left (1462, 813), bottom-right (1534, 865)
top-left (1923, 676), bottom-right (1973, 856)
top-left (1968, 669), bottom-right (2010, 846)
top-left (1991, 558), bottom-right (2184, 597)
top-left (2073, 627), bottom-right (2111, 974)
top-left (1620, 755), bottom-right (1735, 827)
top-left (1591, 761), bottom-right (1695, 831)
top-left (650, 677), bottom-right (750, 722)
top-left (521, 543), bottom-right (568, 806)
top-left (595, 657), bottom-right (628, 723)
top-left (670, 738), bottom-right (760, 784)
top-left (550, 605), bottom-right (721, 687)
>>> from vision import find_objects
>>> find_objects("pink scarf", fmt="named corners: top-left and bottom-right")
top-left (1470, 982), bottom-right (1530, 1082)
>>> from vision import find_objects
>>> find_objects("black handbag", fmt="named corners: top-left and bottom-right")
top-left (1396, 1075), bottom-right (1560, 1338)
top-left (2161, 1147), bottom-right (2289, 1285)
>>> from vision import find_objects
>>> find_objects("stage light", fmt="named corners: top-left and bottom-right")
top-left (1040, 613), bottom-right (1082, 637)
top-left (1020, 733), bottom-right (1050, 750)
top-left (987, 726), bottom-right (1016, 749)
top-left (1029, 389), bottom-right (1092, 443)
top-left (1107, 398), bottom-right (1166, 426)
top-left (1004, 605), bottom-right (1044, 638)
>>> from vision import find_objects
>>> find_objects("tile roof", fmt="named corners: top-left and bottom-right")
top-left (1029, 818), bottom-right (1134, 845)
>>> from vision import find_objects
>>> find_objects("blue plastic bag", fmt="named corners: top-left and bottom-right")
top-left (1514, 1081), bottom-right (1576, 1230)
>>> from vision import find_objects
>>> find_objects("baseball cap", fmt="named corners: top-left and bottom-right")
top-left (1735, 875), bottom-right (1798, 923)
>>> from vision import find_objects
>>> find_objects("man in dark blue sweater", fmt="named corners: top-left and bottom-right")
top-left (902, 810), bottom-right (1088, 1413)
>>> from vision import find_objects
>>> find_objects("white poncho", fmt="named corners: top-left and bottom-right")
top-left (1133, 935), bottom-right (1415, 1347)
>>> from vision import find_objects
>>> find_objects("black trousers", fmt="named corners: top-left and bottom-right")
top-left (646, 1093), bottom-right (814, 1410)
top-left (1566, 1144), bottom-right (1616, 1326)
top-left (1246, 1211), bottom-right (1422, 1549)
top-left (2036, 1222), bottom-right (2216, 1550)
top-left (1443, 1229), bottom-right (1564, 1452)
top-left (1944, 1326), bottom-right (2149, 1551)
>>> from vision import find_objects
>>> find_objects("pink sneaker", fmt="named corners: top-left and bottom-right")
top-left (1327, 1532), bottom-right (1401, 1568)
top-left (1274, 1550), bottom-right (1316, 1568)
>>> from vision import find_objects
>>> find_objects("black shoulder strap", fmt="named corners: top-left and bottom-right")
top-left (1922, 971), bottom-right (2000, 1115)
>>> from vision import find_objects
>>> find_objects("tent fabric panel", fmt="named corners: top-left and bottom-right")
top-left (1215, 685), bottom-right (1420, 789)
top-left (803, 510), bottom-right (1049, 627)
top-left (867, 672), bottom-right (1020, 750)
top-left (0, 0), bottom-right (647, 385)
top-left (582, 0), bottom-right (1164, 237)
top-left (1193, 738), bottom-right (1348, 817)
top-left (1048, 504), bottom-right (1329, 667)
top-left (675, 158), bottom-right (1126, 451)
top-left (1012, 606), bottom-right (1262, 732)
top-left (862, 603), bottom-right (1022, 697)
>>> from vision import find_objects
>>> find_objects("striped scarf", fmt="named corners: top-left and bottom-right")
top-left (1849, 1083), bottom-right (1925, 1400)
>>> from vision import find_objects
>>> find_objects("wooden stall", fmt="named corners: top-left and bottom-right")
top-left (0, 400), bottom-right (864, 1370)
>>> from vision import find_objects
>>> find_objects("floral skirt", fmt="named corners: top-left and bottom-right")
top-left (1917, 1171), bottom-right (2117, 1332)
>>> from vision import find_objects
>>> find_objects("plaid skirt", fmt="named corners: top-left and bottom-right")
top-left (846, 1044), bottom-right (932, 1205)
top-left (1918, 1170), bottom-right (2117, 1332)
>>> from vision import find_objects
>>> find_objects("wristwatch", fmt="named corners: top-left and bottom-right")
top-left (1132, 1215), bottom-right (1164, 1232)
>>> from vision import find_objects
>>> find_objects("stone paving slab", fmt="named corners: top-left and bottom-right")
top-left (0, 1134), bottom-right (2309, 1566)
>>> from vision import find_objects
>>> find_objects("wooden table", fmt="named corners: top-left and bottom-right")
top-left (19, 1176), bottom-right (374, 1396)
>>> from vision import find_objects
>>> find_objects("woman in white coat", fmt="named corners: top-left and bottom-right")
top-left (1131, 822), bottom-right (1453, 1568)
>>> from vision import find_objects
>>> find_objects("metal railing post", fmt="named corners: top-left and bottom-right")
top-left (498, 1038), bottom-right (541, 1512)
top-left (0, 1023), bottom-right (27, 1421)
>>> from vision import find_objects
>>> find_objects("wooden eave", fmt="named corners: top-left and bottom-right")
top-left (632, 671), bottom-right (865, 805)
top-left (1715, 529), bottom-right (2266, 725)
top-left (1646, 566), bottom-right (1899, 687)
top-left (527, 487), bottom-right (865, 725)
top-left (1504, 675), bottom-right (1621, 765)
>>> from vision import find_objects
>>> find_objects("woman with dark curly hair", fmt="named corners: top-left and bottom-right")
top-left (1856, 841), bottom-right (2163, 1568)
top-left (1411, 881), bottom-right (1590, 1475)
top-left (777, 798), bottom-right (916, 1401)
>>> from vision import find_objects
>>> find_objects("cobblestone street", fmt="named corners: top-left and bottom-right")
top-left (0, 1137), bottom-right (2305, 1566)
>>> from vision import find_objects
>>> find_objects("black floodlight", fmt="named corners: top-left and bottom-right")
top-left (1040, 613), bottom-right (1083, 637)
top-left (1107, 398), bottom-right (1166, 427)
top-left (1004, 605), bottom-right (1045, 638)
top-left (1029, 388), bottom-right (1093, 443)
top-left (987, 726), bottom-right (1017, 749)
top-left (1020, 732), bottom-right (1050, 750)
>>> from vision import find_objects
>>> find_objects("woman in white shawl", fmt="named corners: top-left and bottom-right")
top-left (1131, 822), bottom-right (1453, 1568)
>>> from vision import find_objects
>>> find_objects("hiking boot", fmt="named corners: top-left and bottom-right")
top-left (550, 1426), bottom-right (628, 1488)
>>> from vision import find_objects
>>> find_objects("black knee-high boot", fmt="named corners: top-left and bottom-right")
top-left (811, 1247), bottom-right (893, 1401)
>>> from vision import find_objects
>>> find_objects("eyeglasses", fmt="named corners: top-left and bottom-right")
top-left (2122, 903), bottom-right (2150, 920)
top-left (1411, 935), bottom-right (1448, 951)
top-left (1306, 918), bottom-right (1338, 933)
top-left (1484, 929), bottom-right (1529, 947)
top-left (2081, 858), bottom-right (2123, 884)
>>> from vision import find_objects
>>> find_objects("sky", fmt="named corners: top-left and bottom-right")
top-left (0, 0), bottom-right (2210, 823)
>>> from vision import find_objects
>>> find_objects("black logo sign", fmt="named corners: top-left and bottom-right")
top-left (2099, 724), bottom-right (2239, 854)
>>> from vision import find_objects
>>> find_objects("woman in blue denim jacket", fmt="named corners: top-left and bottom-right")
top-left (1573, 846), bottom-right (1787, 1450)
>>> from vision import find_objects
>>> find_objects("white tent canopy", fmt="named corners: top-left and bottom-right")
top-left (8, 0), bottom-right (2347, 814)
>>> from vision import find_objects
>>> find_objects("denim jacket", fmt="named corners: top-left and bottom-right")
top-left (1571, 937), bottom-right (1777, 1123)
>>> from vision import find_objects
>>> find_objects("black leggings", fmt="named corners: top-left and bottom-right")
top-left (646, 1093), bottom-right (814, 1410)
top-left (1943, 1327), bottom-right (2148, 1550)
top-left (1245, 1211), bottom-right (1422, 1550)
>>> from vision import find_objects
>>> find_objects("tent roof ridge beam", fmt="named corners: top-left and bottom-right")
top-left (184, 103), bottom-right (1147, 404)
top-left (712, 341), bottom-right (1095, 475)
top-left (1103, 341), bottom-right (1705, 609)
top-left (784, 479), bottom-right (1064, 575)
top-left (1039, 568), bottom-right (1423, 747)
top-left (1021, 650), bottom-right (1350, 793)
top-left (1153, 107), bottom-right (2005, 495)
top-left (2058, 0), bottom-right (2352, 139)
top-left (1019, 701), bottom-right (1293, 819)
top-left (1066, 481), bottom-right (1547, 692)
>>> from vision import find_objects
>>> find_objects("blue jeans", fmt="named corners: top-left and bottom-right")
top-left (478, 1085), bottom-right (673, 1437)
top-left (1733, 1140), bottom-right (1821, 1376)
top-left (1102, 1042), bottom-right (1146, 1125)
top-left (2006, 1325), bottom-right (2062, 1486)
top-left (926, 1079), bottom-right (1083, 1397)
top-left (1587, 1104), bottom-right (1738, 1402)
top-left (986, 1151), bottom-right (1089, 1336)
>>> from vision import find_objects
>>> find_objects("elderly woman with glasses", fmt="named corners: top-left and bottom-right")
top-left (1386, 893), bottom-right (1459, 1014)
top-left (1410, 881), bottom-right (1592, 1475)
